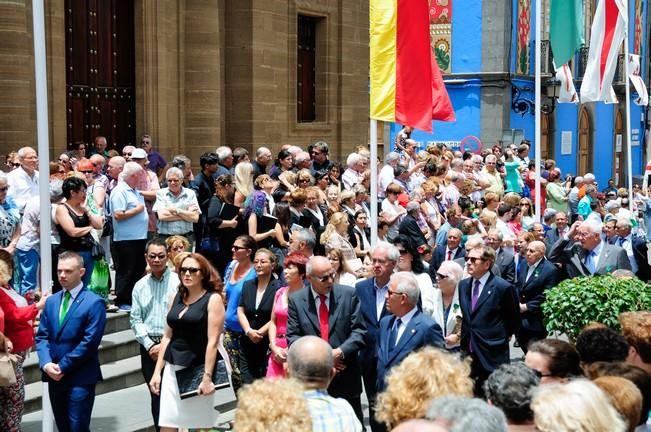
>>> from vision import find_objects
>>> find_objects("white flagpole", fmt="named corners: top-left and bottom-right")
top-left (534, 0), bottom-right (542, 221)
top-left (370, 119), bottom-right (379, 246)
top-left (32, 1), bottom-right (55, 431)
top-left (624, 30), bottom-right (634, 210)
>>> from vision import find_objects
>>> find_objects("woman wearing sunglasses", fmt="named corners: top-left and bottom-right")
top-left (392, 235), bottom-right (435, 317)
top-left (431, 260), bottom-right (464, 352)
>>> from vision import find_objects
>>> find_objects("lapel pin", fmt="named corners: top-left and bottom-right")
top-left (411, 329), bottom-right (415, 334)
top-left (488, 291), bottom-right (492, 295)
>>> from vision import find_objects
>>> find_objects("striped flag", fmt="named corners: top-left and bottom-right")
top-left (580, 0), bottom-right (627, 103)
top-left (370, 0), bottom-right (454, 132)
top-left (628, 54), bottom-right (649, 106)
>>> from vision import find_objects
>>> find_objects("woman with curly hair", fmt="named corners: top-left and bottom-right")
top-left (320, 212), bottom-right (357, 261)
top-left (375, 347), bottom-right (473, 429)
top-left (149, 253), bottom-right (225, 431)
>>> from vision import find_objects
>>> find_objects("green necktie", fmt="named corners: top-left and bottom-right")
top-left (59, 291), bottom-right (72, 325)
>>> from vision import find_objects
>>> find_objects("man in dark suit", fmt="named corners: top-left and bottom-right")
top-left (429, 228), bottom-right (464, 280)
top-left (35, 251), bottom-right (107, 432)
top-left (544, 211), bottom-right (569, 253)
top-left (398, 201), bottom-right (427, 249)
top-left (376, 272), bottom-right (444, 393)
top-left (516, 241), bottom-right (560, 352)
top-left (356, 242), bottom-right (398, 432)
top-left (190, 152), bottom-right (219, 255)
top-left (458, 245), bottom-right (520, 397)
top-left (548, 219), bottom-right (632, 279)
top-left (485, 229), bottom-right (516, 284)
top-left (287, 256), bottom-right (367, 421)
top-left (615, 218), bottom-right (651, 281)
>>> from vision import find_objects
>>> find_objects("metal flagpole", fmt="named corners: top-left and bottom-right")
top-left (624, 26), bottom-right (634, 210)
top-left (370, 119), bottom-right (379, 246)
top-left (32, 1), bottom-right (55, 431)
top-left (534, 0), bottom-right (542, 221)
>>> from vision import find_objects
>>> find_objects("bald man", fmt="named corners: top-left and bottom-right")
top-left (516, 241), bottom-right (560, 352)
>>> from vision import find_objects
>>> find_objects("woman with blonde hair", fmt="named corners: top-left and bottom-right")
top-left (234, 161), bottom-right (255, 207)
top-left (320, 212), bottom-right (357, 261)
top-left (326, 248), bottom-right (358, 287)
top-left (593, 376), bottom-right (642, 432)
top-left (479, 209), bottom-right (498, 232)
top-left (325, 184), bottom-right (341, 214)
top-left (165, 235), bottom-right (191, 269)
top-left (532, 379), bottom-right (626, 432)
top-left (375, 347), bottom-right (473, 430)
top-left (519, 197), bottom-right (535, 231)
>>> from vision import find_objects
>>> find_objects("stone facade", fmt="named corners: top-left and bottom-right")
top-left (0, 0), bottom-right (370, 164)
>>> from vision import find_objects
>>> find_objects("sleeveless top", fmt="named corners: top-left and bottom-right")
top-left (57, 204), bottom-right (93, 251)
top-left (164, 291), bottom-right (213, 367)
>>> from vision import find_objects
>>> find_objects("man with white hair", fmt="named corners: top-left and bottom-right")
top-left (398, 201), bottom-right (427, 248)
top-left (110, 162), bottom-right (149, 311)
top-left (251, 147), bottom-right (272, 180)
top-left (376, 272), bottom-right (443, 392)
top-left (152, 167), bottom-right (200, 243)
top-left (379, 152), bottom-right (400, 199)
top-left (215, 145), bottom-right (233, 176)
top-left (482, 154), bottom-right (504, 198)
top-left (548, 219), bottom-right (631, 279)
top-left (294, 151), bottom-right (312, 171)
top-left (7, 146), bottom-right (39, 213)
top-left (342, 153), bottom-right (365, 190)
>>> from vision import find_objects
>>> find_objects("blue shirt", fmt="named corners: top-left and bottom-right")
top-left (304, 389), bottom-right (363, 432)
top-left (224, 262), bottom-right (256, 332)
top-left (110, 181), bottom-right (149, 241)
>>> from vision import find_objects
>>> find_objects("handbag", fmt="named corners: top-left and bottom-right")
top-left (88, 257), bottom-right (110, 301)
top-left (0, 335), bottom-right (18, 387)
top-left (175, 359), bottom-right (229, 399)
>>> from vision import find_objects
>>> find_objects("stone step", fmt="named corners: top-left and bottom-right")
top-left (24, 355), bottom-right (144, 414)
top-left (23, 329), bottom-right (140, 385)
top-left (104, 311), bottom-right (132, 334)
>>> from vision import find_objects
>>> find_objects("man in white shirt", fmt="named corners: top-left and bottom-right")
top-left (342, 153), bottom-right (366, 190)
top-left (379, 152), bottom-right (400, 199)
top-left (7, 146), bottom-right (39, 213)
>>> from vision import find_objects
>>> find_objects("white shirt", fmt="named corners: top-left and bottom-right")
top-left (472, 272), bottom-right (491, 301)
top-left (7, 167), bottom-right (39, 213)
top-left (379, 165), bottom-right (395, 198)
top-left (393, 306), bottom-right (418, 345)
top-left (444, 247), bottom-right (458, 261)
top-left (525, 258), bottom-right (543, 283)
top-left (618, 235), bottom-right (639, 274)
top-left (374, 278), bottom-right (389, 321)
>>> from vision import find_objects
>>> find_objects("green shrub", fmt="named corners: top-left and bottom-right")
top-left (542, 275), bottom-right (651, 341)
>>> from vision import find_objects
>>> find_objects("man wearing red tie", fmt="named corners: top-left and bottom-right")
top-left (429, 228), bottom-right (465, 280)
top-left (458, 245), bottom-right (520, 397)
top-left (287, 256), bottom-right (367, 421)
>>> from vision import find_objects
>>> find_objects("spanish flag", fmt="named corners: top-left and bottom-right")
top-left (370, 0), bottom-right (455, 133)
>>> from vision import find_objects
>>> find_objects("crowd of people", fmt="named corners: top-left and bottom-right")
top-left (0, 132), bottom-right (649, 431)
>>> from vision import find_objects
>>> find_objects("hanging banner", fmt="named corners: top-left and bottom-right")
top-left (429, 0), bottom-right (452, 73)
top-left (628, 54), bottom-right (649, 106)
top-left (555, 64), bottom-right (579, 103)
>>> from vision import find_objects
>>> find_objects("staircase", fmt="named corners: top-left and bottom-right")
top-left (23, 312), bottom-right (144, 414)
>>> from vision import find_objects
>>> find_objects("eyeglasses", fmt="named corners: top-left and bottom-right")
top-left (167, 179), bottom-right (181, 183)
top-left (436, 273), bottom-right (449, 280)
top-left (147, 254), bottom-right (167, 260)
top-left (232, 245), bottom-right (249, 251)
top-left (387, 290), bottom-right (404, 297)
top-left (80, 170), bottom-right (93, 174)
top-left (0, 187), bottom-right (8, 192)
top-left (123, 152), bottom-right (132, 157)
top-left (313, 272), bottom-right (335, 282)
top-left (299, 178), bottom-right (310, 183)
top-left (180, 267), bottom-right (201, 274)
top-left (311, 151), bottom-right (321, 156)
top-left (520, 203), bottom-right (530, 207)
top-left (465, 256), bottom-right (485, 263)
top-left (11, 163), bottom-right (21, 167)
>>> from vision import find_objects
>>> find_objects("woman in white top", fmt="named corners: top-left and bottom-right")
top-left (320, 212), bottom-right (357, 261)
top-left (392, 235), bottom-right (435, 316)
top-left (430, 260), bottom-right (464, 351)
top-left (326, 248), bottom-right (358, 287)
top-left (381, 183), bottom-right (406, 242)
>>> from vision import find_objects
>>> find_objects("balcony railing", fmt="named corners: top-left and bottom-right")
top-left (576, 47), bottom-right (590, 79)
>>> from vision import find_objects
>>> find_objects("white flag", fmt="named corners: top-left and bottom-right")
top-left (580, 0), bottom-right (627, 103)
top-left (555, 64), bottom-right (579, 103)
top-left (628, 54), bottom-right (649, 106)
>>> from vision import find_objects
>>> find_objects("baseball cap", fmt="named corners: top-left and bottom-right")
top-left (130, 148), bottom-right (148, 160)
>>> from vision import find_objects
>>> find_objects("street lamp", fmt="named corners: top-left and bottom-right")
top-left (541, 78), bottom-right (560, 115)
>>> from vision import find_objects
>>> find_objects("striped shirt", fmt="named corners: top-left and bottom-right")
top-left (304, 389), bottom-right (363, 432)
top-left (130, 268), bottom-right (180, 350)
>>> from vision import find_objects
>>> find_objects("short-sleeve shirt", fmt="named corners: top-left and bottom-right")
top-left (152, 187), bottom-right (201, 235)
top-left (110, 181), bottom-right (148, 241)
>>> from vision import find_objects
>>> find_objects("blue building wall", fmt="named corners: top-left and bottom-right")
top-left (553, 103), bottom-right (579, 177)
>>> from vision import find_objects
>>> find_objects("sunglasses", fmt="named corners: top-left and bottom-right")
top-left (179, 267), bottom-right (201, 274)
top-left (12, 163), bottom-right (21, 167)
top-left (397, 249), bottom-right (408, 255)
top-left (435, 273), bottom-right (449, 279)
top-left (0, 187), bottom-right (8, 192)
top-left (123, 152), bottom-right (132, 156)
top-left (387, 290), bottom-right (404, 297)
top-left (314, 272), bottom-right (335, 282)
top-left (147, 254), bottom-right (167, 260)
top-left (232, 245), bottom-right (249, 251)
top-left (80, 170), bottom-right (93, 174)
top-left (465, 256), bottom-right (485, 263)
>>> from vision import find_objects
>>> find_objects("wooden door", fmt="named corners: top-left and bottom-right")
top-left (65, 0), bottom-right (135, 152)
top-left (541, 112), bottom-right (552, 160)
top-left (614, 110), bottom-right (625, 186)
top-left (578, 107), bottom-right (592, 175)
top-left (297, 15), bottom-right (317, 123)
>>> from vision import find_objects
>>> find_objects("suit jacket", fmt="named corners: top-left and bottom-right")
top-left (376, 310), bottom-right (444, 391)
top-left (287, 284), bottom-right (367, 397)
top-left (429, 245), bottom-right (465, 280)
top-left (458, 273), bottom-right (520, 372)
top-left (495, 248), bottom-right (516, 284)
top-left (517, 259), bottom-right (559, 334)
top-left (548, 239), bottom-right (632, 279)
top-left (544, 227), bottom-right (564, 254)
top-left (614, 235), bottom-right (651, 281)
top-left (239, 277), bottom-right (282, 331)
top-left (35, 288), bottom-right (106, 387)
top-left (398, 215), bottom-right (427, 249)
top-left (355, 278), bottom-right (391, 366)
top-left (431, 288), bottom-right (463, 350)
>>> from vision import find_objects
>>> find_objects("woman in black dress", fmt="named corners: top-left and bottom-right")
top-left (149, 253), bottom-right (225, 431)
top-left (205, 175), bottom-right (240, 275)
top-left (236, 248), bottom-right (282, 383)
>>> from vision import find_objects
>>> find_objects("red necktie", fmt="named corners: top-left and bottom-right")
top-left (319, 295), bottom-right (329, 342)
top-left (447, 250), bottom-right (452, 260)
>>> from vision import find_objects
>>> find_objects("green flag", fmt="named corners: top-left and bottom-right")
top-left (550, 0), bottom-right (585, 67)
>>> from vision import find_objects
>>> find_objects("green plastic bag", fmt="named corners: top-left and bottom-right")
top-left (89, 258), bottom-right (110, 302)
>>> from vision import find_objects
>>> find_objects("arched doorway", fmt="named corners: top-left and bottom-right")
top-left (578, 107), bottom-right (592, 175)
top-left (614, 110), bottom-right (626, 187)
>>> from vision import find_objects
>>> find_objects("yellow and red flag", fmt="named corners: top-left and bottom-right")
top-left (370, 0), bottom-right (455, 132)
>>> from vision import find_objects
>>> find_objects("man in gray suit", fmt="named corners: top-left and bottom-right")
top-left (485, 229), bottom-right (516, 284)
top-left (287, 256), bottom-right (367, 421)
top-left (548, 219), bottom-right (631, 279)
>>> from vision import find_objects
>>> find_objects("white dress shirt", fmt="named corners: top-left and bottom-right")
top-left (393, 306), bottom-right (418, 345)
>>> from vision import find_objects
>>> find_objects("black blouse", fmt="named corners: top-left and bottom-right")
top-left (238, 277), bottom-right (281, 331)
top-left (164, 291), bottom-right (213, 367)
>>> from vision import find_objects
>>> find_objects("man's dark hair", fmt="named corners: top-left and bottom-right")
top-left (576, 327), bottom-right (629, 364)
top-left (394, 165), bottom-right (408, 178)
top-left (146, 238), bottom-right (168, 253)
top-left (462, 151), bottom-right (473, 161)
top-left (199, 152), bottom-right (219, 169)
top-left (484, 362), bottom-right (539, 424)
top-left (458, 196), bottom-right (473, 215)
top-left (497, 203), bottom-right (513, 218)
